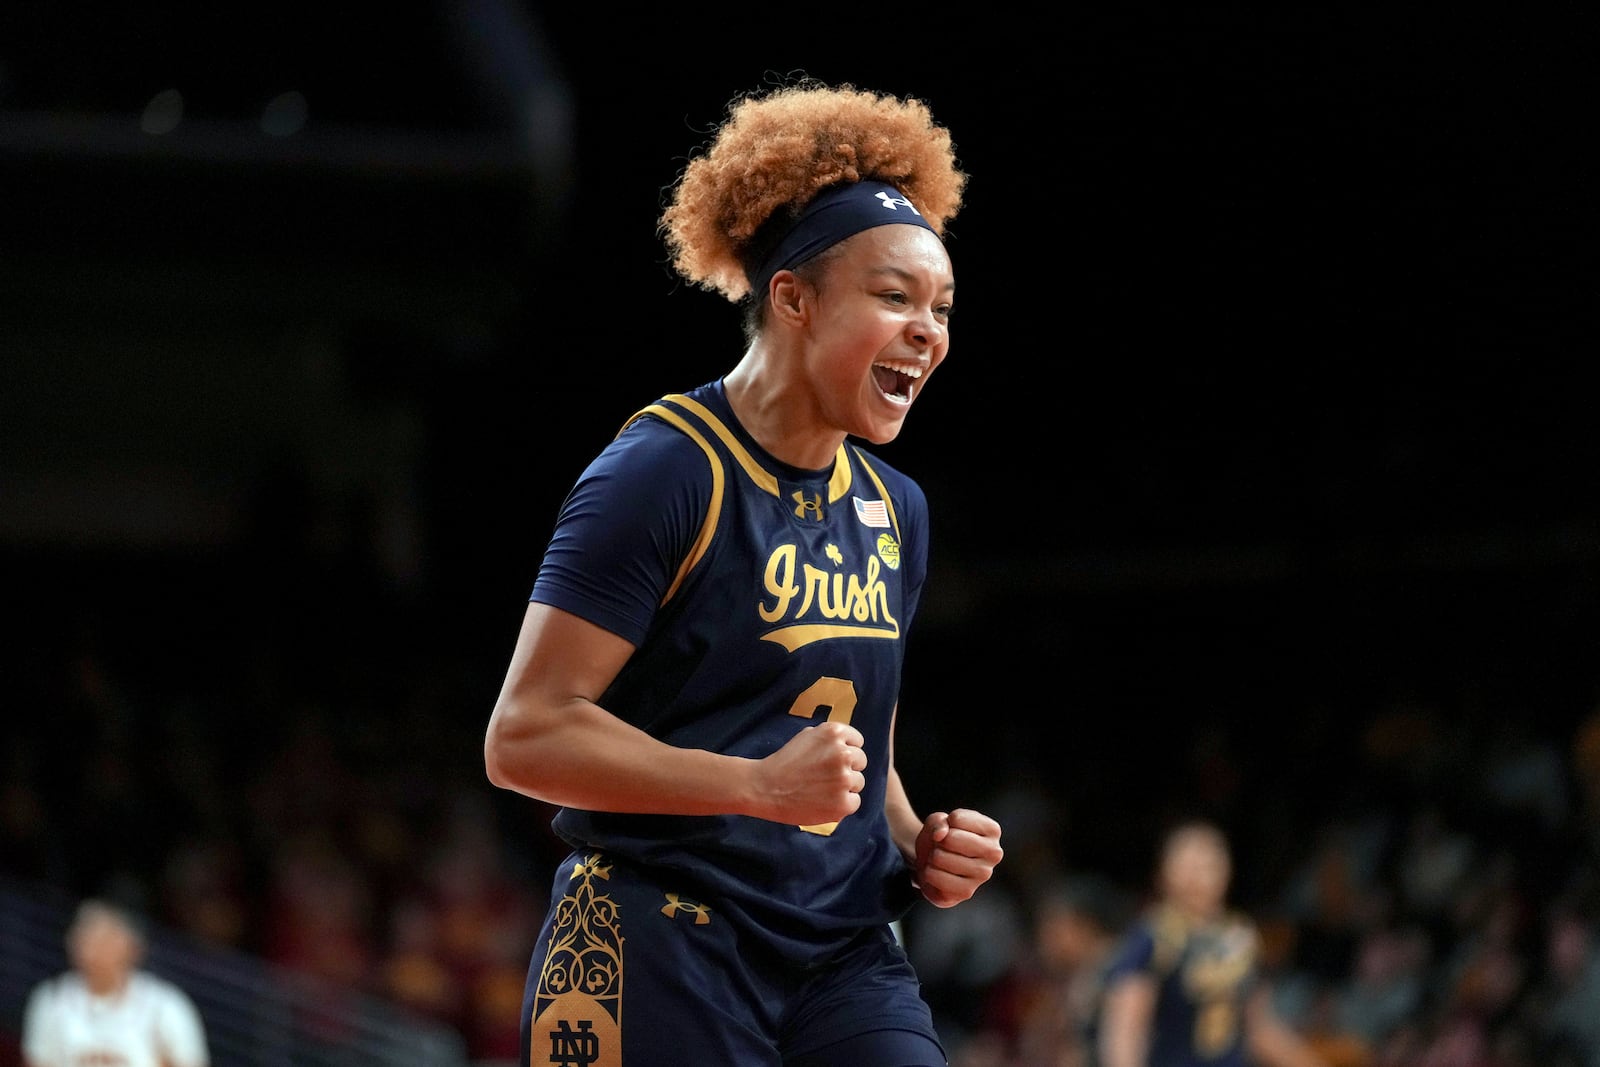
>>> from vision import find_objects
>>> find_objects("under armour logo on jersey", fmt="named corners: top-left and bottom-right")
top-left (660, 893), bottom-right (712, 924)
top-left (792, 491), bottom-right (824, 520)
top-left (548, 1020), bottom-right (601, 1065)
top-left (875, 190), bottom-right (921, 215)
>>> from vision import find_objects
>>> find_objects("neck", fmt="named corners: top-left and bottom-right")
top-left (723, 346), bottom-right (845, 470)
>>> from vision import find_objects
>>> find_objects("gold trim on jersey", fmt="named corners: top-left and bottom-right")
top-left (851, 447), bottom-right (903, 544)
top-left (661, 392), bottom-right (855, 503)
top-left (624, 403), bottom-right (724, 608)
top-left (617, 395), bottom-right (904, 624)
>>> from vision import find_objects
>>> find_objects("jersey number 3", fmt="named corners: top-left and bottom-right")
top-left (789, 676), bottom-right (858, 836)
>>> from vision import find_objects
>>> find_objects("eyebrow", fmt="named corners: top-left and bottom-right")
top-left (871, 264), bottom-right (955, 295)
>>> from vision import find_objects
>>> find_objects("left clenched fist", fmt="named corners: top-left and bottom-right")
top-left (913, 807), bottom-right (1004, 908)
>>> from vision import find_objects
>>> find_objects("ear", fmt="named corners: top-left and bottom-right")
top-left (768, 270), bottom-right (808, 327)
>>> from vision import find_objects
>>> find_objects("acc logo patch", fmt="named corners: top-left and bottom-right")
top-left (876, 533), bottom-right (901, 570)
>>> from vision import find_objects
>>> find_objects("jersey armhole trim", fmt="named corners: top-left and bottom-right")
top-left (622, 402), bottom-right (725, 607)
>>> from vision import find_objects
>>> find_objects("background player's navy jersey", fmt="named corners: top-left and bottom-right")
top-left (529, 379), bottom-right (928, 965)
top-left (1101, 904), bottom-right (1262, 1067)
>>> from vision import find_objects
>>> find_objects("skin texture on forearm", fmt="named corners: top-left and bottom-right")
top-left (484, 603), bottom-right (758, 814)
top-left (885, 763), bottom-right (924, 865)
top-left (488, 691), bottom-right (767, 816)
top-left (885, 704), bottom-right (1006, 909)
top-left (484, 602), bottom-right (868, 827)
top-left (1098, 977), bottom-right (1155, 1067)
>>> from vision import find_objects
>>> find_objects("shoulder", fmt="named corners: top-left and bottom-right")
top-left (24, 973), bottom-right (73, 1011)
top-left (581, 399), bottom-right (723, 492)
top-left (849, 445), bottom-right (923, 498)
top-left (1104, 913), bottom-right (1161, 977)
top-left (133, 972), bottom-right (210, 1065)
top-left (848, 446), bottom-right (929, 534)
top-left (132, 971), bottom-right (200, 1009)
top-left (550, 403), bottom-right (721, 542)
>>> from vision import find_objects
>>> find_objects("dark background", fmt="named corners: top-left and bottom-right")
top-left (3, 3), bottom-right (1597, 906)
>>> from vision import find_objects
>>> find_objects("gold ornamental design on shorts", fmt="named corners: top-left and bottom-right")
top-left (531, 854), bottom-right (622, 1067)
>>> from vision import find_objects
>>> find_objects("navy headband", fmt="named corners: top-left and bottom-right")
top-left (743, 179), bottom-right (938, 298)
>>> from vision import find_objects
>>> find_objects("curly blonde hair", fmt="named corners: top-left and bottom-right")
top-left (658, 75), bottom-right (968, 304)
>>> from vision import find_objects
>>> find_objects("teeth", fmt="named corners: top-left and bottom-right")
top-left (874, 362), bottom-right (923, 379)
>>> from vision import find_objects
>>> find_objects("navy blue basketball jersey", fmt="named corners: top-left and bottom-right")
top-left (528, 379), bottom-right (927, 965)
top-left (1101, 905), bottom-right (1262, 1067)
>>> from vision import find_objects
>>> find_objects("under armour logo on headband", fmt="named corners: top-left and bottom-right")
top-left (875, 190), bottom-right (921, 214)
top-left (743, 179), bottom-right (940, 296)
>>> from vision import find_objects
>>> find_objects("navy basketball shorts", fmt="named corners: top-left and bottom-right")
top-left (520, 850), bottom-right (947, 1067)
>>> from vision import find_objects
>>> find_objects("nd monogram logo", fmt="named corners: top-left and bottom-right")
top-left (531, 854), bottom-right (622, 1066)
top-left (548, 1019), bottom-right (601, 1066)
top-left (792, 490), bottom-right (823, 520)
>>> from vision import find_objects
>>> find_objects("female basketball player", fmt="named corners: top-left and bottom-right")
top-left (484, 74), bottom-right (1004, 1066)
top-left (1098, 821), bottom-right (1329, 1067)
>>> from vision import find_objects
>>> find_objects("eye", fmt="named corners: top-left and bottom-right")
top-left (882, 291), bottom-right (909, 305)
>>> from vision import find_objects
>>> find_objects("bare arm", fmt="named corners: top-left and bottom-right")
top-left (1098, 974), bottom-right (1156, 1067)
top-left (483, 601), bottom-right (867, 826)
top-left (884, 706), bottom-right (1004, 908)
top-left (1246, 986), bottom-right (1329, 1067)
top-left (884, 762), bottom-right (924, 865)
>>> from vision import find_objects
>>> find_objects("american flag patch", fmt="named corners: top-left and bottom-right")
top-left (853, 497), bottom-right (890, 528)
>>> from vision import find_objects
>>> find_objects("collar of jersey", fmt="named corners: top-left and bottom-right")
top-left (656, 392), bottom-right (855, 503)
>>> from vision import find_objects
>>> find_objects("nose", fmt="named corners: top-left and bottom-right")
top-left (907, 310), bottom-right (947, 350)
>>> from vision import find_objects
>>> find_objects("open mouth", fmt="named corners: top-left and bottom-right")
top-left (873, 361), bottom-right (922, 403)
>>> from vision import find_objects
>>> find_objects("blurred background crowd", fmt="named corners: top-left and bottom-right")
top-left (2, 5), bottom-right (1595, 1066)
top-left (5, 553), bottom-right (1600, 1066)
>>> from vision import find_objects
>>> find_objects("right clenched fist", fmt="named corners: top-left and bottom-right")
top-left (752, 721), bottom-right (867, 826)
